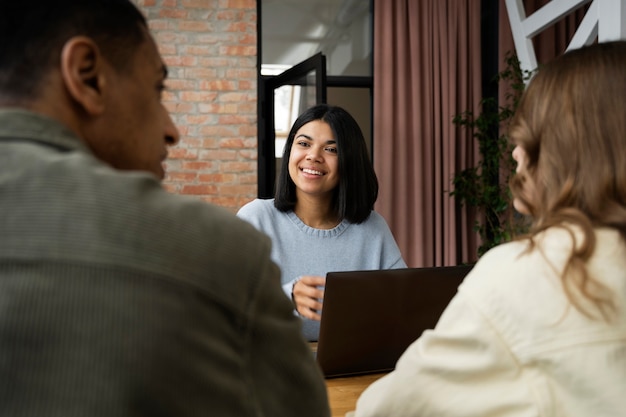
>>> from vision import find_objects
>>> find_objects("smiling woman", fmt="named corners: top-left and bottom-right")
top-left (288, 119), bottom-right (340, 210)
top-left (237, 104), bottom-right (406, 341)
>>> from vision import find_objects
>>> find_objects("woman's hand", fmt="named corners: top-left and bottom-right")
top-left (292, 275), bottom-right (326, 321)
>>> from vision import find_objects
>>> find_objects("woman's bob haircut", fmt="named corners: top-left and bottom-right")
top-left (274, 104), bottom-right (378, 224)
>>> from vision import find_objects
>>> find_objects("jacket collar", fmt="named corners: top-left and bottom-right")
top-left (0, 108), bottom-right (91, 153)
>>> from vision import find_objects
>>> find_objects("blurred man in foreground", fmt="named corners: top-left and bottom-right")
top-left (0, 1), bottom-right (329, 416)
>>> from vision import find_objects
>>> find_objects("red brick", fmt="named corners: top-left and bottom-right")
top-left (238, 80), bottom-right (255, 90)
top-left (183, 67), bottom-right (218, 79)
top-left (218, 114), bottom-right (254, 125)
top-left (199, 125), bottom-right (238, 137)
top-left (227, 22), bottom-right (253, 32)
top-left (173, 125), bottom-right (190, 136)
top-left (181, 184), bottom-right (219, 195)
top-left (183, 114), bottom-right (213, 124)
top-left (158, 44), bottom-right (177, 55)
top-left (155, 32), bottom-right (189, 44)
top-left (166, 79), bottom-right (197, 90)
top-left (238, 125), bottom-right (257, 136)
top-left (237, 34), bottom-right (256, 45)
top-left (235, 102), bottom-right (256, 113)
top-left (242, 137), bottom-right (258, 147)
top-left (181, 45), bottom-right (214, 56)
top-left (181, 0), bottom-right (216, 8)
top-left (161, 183), bottom-right (178, 193)
top-left (204, 196), bottom-right (240, 210)
top-left (136, 0), bottom-right (257, 209)
top-left (198, 103), bottom-right (238, 114)
top-left (197, 57), bottom-right (236, 67)
top-left (169, 148), bottom-right (199, 159)
top-left (171, 102), bottom-right (195, 114)
top-left (238, 174), bottom-right (258, 184)
top-left (199, 80), bottom-right (237, 91)
top-left (220, 161), bottom-right (255, 173)
top-left (218, 92), bottom-right (245, 102)
top-left (182, 161), bottom-right (215, 171)
top-left (225, 68), bottom-right (256, 79)
top-left (148, 20), bottom-right (172, 31)
top-left (159, 9), bottom-right (188, 18)
top-left (180, 91), bottom-right (219, 102)
top-left (178, 138), bottom-right (203, 148)
top-left (167, 172), bottom-right (199, 182)
top-left (220, 45), bottom-right (256, 56)
top-left (216, 10), bottom-right (243, 21)
top-left (178, 21), bottom-right (212, 32)
top-left (226, 0), bottom-right (255, 9)
top-left (237, 149), bottom-right (257, 160)
top-left (198, 173), bottom-right (237, 183)
top-left (218, 184), bottom-right (255, 196)
top-left (164, 55), bottom-right (198, 67)
top-left (219, 138), bottom-right (245, 148)
top-left (202, 149), bottom-right (238, 161)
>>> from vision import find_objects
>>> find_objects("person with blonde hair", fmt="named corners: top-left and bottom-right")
top-left (351, 41), bottom-right (626, 417)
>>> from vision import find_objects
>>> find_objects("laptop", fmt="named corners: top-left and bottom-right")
top-left (315, 264), bottom-right (474, 378)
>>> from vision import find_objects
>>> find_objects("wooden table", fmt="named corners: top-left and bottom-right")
top-left (309, 343), bottom-right (386, 416)
top-left (325, 372), bottom-right (385, 417)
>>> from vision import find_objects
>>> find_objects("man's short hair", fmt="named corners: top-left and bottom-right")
top-left (0, 0), bottom-right (147, 101)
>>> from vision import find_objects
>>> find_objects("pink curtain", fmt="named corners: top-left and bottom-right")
top-left (373, 0), bottom-right (482, 267)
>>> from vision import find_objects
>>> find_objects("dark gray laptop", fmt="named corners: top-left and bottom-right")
top-left (315, 265), bottom-right (474, 378)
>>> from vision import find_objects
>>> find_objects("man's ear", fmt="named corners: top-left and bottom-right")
top-left (60, 36), bottom-right (107, 116)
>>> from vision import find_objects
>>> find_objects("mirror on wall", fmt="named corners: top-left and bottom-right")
top-left (261, 0), bottom-right (372, 77)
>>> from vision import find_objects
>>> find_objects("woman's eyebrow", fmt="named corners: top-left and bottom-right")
top-left (295, 134), bottom-right (336, 143)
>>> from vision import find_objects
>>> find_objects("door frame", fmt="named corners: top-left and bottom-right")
top-left (257, 52), bottom-right (327, 198)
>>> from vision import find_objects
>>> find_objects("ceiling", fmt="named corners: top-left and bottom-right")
top-left (260, 0), bottom-right (372, 76)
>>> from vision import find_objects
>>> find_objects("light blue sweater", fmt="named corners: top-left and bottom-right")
top-left (237, 198), bottom-right (407, 340)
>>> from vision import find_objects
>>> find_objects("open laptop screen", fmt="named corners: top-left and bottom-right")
top-left (316, 265), bottom-right (474, 378)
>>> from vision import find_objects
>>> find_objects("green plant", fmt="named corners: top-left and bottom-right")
top-left (451, 52), bottom-right (533, 257)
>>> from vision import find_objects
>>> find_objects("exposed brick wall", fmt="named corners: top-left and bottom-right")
top-left (134, 0), bottom-right (258, 212)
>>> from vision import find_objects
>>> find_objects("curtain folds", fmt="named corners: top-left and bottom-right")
top-left (373, 0), bottom-right (482, 267)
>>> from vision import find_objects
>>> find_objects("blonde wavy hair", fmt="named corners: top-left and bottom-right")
top-left (508, 41), bottom-right (626, 320)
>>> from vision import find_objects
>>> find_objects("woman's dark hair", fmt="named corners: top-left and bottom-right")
top-left (0, 0), bottom-right (147, 102)
top-left (274, 104), bottom-right (378, 224)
